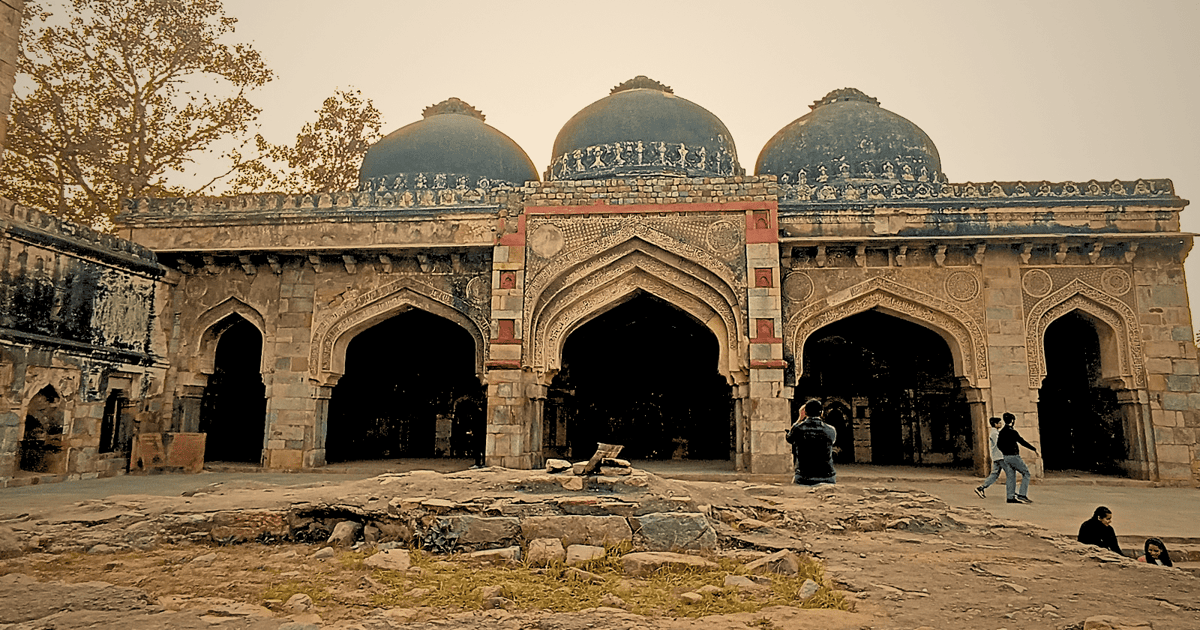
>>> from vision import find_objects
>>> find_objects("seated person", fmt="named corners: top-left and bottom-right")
top-left (1138, 537), bottom-right (1173, 567)
top-left (1077, 506), bottom-right (1123, 556)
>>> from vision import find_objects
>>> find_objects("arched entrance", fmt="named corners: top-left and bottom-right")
top-left (99, 389), bottom-right (132, 455)
top-left (199, 317), bottom-right (267, 463)
top-left (325, 309), bottom-right (484, 462)
top-left (543, 293), bottom-right (733, 461)
top-left (796, 310), bottom-right (973, 466)
top-left (19, 385), bottom-right (65, 473)
top-left (1037, 310), bottom-right (1126, 474)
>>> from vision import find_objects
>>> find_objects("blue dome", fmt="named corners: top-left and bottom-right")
top-left (549, 76), bottom-right (742, 181)
top-left (359, 98), bottom-right (538, 189)
top-left (756, 88), bottom-right (943, 186)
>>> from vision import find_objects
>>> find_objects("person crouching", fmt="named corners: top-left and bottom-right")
top-left (786, 399), bottom-right (837, 486)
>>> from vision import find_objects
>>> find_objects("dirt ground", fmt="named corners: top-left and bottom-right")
top-left (0, 468), bottom-right (1197, 629)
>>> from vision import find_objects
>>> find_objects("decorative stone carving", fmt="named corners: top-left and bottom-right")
top-left (1100, 268), bottom-right (1131, 296)
top-left (787, 277), bottom-right (987, 385)
top-left (770, 178), bottom-right (1174, 205)
top-left (782, 272), bottom-right (814, 303)
top-left (944, 271), bottom-right (980, 302)
top-left (1025, 278), bottom-right (1145, 389)
top-left (705, 220), bottom-right (741, 255)
top-left (465, 276), bottom-right (490, 305)
top-left (530, 224), bottom-right (566, 259)
top-left (549, 140), bottom-right (740, 180)
top-left (1022, 269), bottom-right (1053, 298)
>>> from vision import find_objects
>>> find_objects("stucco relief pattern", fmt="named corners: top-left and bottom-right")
top-left (1019, 267), bottom-right (1137, 315)
top-left (531, 251), bottom-right (741, 375)
top-left (786, 276), bottom-right (988, 384)
top-left (310, 276), bottom-right (489, 379)
top-left (1025, 278), bottom-right (1145, 389)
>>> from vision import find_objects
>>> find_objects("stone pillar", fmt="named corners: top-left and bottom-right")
top-left (309, 385), bottom-right (332, 468)
top-left (962, 383), bottom-right (990, 476)
top-left (1115, 388), bottom-right (1155, 480)
top-left (264, 260), bottom-right (316, 469)
top-left (746, 205), bottom-right (791, 474)
top-left (484, 369), bottom-right (542, 469)
top-left (981, 249), bottom-right (1042, 476)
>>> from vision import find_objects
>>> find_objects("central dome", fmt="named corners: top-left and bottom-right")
top-left (360, 98), bottom-right (538, 189)
top-left (549, 76), bottom-right (742, 180)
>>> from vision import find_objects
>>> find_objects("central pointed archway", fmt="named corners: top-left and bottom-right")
top-left (543, 293), bottom-right (734, 461)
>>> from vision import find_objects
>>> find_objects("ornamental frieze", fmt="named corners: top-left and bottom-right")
top-left (548, 140), bottom-right (741, 181)
top-left (776, 178), bottom-right (1174, 204)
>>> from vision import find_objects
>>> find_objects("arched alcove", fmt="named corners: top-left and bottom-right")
top-left (543, 292), bottom-right (733, 461)
top-left (198, 316), bottom-right (267, 463)
top-left (325, 309), bottom-right (484, 462)
top-left (20, 385), bottom-right (65, 473)
top-left (796, 310), bottom-right (973, 466)
top-left (1037, 310), bottom-right (1126, 474)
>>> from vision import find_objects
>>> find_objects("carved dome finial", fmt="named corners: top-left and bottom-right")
top-left (422, 97), bottom-right (485, 121)
top-left (611, 75), bottom-right (674, 95)
top-left (810, 87), bottom-right (880, 111)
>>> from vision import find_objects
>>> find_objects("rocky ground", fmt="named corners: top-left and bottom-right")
top-left (0, 466), bottom-right (1197, 629)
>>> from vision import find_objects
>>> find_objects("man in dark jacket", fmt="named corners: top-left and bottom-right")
top-left (997, 412), bottom-right (1037, 504)
top-left (785, 399), bottom-right (837, 485)
top-left (1078, 506), bottom-right (1124, 556)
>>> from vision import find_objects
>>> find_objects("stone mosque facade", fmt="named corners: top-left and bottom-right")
top-left (3, 70), bottom-right (1200, 486)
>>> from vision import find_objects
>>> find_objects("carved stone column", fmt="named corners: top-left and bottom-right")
top-left (1115, 388), bottom-right (1156, 481)
top-left (961, 381), bottom-right (990, 476)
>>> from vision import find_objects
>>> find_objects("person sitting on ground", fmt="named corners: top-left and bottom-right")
top-left (1138, 537), bottom-right (1173, 566)
top-left (1078, 506), bottom-right (1124, 556)
top-left (785, 399), bottom-right (837, 486)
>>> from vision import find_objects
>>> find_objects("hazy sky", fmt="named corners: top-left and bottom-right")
top-left (175, 1), bottom-right (1200, 323)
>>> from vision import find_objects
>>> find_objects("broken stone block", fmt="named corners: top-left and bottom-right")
top-left (561, 476), bottom-right (584, 491)
top-left (600, 458), bottom-right (631, 467)
top-left (564, 567), bottom-right (605, 584)
top-left (724, 575), bottom-right (769, 594)
top-left (798, 578), bottom-right (820, 601)
top-left (284, 593), bottom-right (313, 613)
top-left (620, 551), bottom-right (719, 576)
top-left (521, 515), bottom-right (633, 547)
top-left (362, 525), bottom-right (381, 544)
top-left (310, 547), bottom-right (335, 560)
top-left (565, 544), bottom-right (606, 565)
top-left (678, 592), bottom-right (703, 604)
top-left (697, 584), bottom-right (723, 596)
top-left (364, 549), bottom-right (411, 572)
top-left (1082, 615), bottom-right (1153, 630)
top-left (745, 549), bottom-right (801, 575)
top-left (545, 458), bottom-right (572, 473)
top-left (599, 466), bottom-right (631, 476)
top-left (630, 513), bottom-right (717, 552)
top-left (328, 521), bottom-right (362, 547)
top-left (571, 462), bottom-right (589, 475)
top-left (468, 546), bottom-right (521, 564)
top-left (474, 584), bottom-right (508, 600)
top-left (443, 516), bottom-right (521, 545)
top-left (527, 538), bottom-right (566, 566)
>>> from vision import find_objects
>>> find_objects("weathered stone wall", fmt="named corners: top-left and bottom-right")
top-left (0, 0), bottom-right (23, 162)
top-left (0, 199), bottom-right (168, 484)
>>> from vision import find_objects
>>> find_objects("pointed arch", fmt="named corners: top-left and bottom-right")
top-left (195, 297), bottom-right (268, 375)
top-left (526, 234), bottom-right (746, 380)
top-left (310, 277), bottom-right (488, 385)
top-left (1026, 278), bottom-right (1144, 389)
top-left (786, 277), bottom-right (987, 386)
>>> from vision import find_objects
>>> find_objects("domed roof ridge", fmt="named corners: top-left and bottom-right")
top-left (422, 97), bottom-right (485, 121)
top-left (611, 75), bottom-right (673, 95)
top-left (811, 87), bottom-right (879, 110)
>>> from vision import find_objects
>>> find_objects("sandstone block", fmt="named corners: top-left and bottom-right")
top-left (364, 549), bottom-right (411, 572)
top-left (444, 516), bottom-right (520, 545)
top-left (621, 551), bottom-right (718, 576)
top-left (526, 538), bottom-right (566, 566)
top-left (630, 513), bottom-right (717, 552)
top-left (468, 546), bottom-right (521, 564)
top-left (545, 458), bottom-right (571, 473)
top-left (284, 593), bottom-right (312, 613)
top-left (1082, 615), bottom-right (1152, 630)
top-left (327, 521), bottom-right (362, 547)
top-left (565, 544), bottom-right (606, 565)
top-left (798, 578), bottom-right (820, 601)
top-left (521, 516), bottom-right (632, 547)
top-left (564, 567), bottom-right (605, 584)
top-left (745, 549), bottom-right (801, 575)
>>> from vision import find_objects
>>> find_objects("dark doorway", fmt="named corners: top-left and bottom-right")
top-left (1037, 311), bottom-right (1125, 474)
top-left (19, 385), bottom-right (65, 473)
top-left (544, 293), bottom-right (733, 461)
top-left (796, 310), bottom-right (972, 466)
top-left (99, 390), bottom-right (133, 455)
top-left (199, 317), bottom-right (267, 463)
top-left (326, 309), bottom-right (484, 462)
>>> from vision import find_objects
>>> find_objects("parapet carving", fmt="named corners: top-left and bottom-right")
top-left (1025, 278), bottom-right (1145, 389)
top-left (122, 176), bottom-right (520, 216)
top-left (776, 178), bottom-right (1176, 204)
top-left (548, 140), bottom-right (742, 181)
top-left (1, 198), bottom-right (158, 263)
top-left (787, 276), bottom-right (987, 386)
